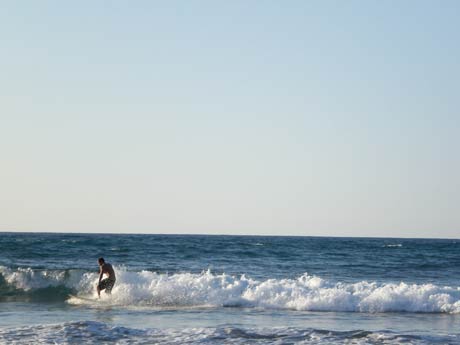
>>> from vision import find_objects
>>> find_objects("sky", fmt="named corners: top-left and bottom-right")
top-left (1, 1), bottom-right (459, 238)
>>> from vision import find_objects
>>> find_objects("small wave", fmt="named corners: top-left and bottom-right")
top-left (0, 321), bottom-right (457, 344)
top-left (60, 239), bottom-right (79, 243)
top-left (0, 266), bottom-right (86, 302)
top-left (383, 244), bottom-right (403, 248)
top-left (1, 266), bottom-right (460, 313)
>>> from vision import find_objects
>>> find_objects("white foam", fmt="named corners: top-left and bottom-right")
top-left (0, 265), bottom-right (89, 291)
top-left (75, 268), bottom-right (460, 313)
top-left (2, 266), bottom-right (460, 313)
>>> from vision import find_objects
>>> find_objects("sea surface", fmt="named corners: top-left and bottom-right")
top-left (0, 233), bottom-right (459, 344)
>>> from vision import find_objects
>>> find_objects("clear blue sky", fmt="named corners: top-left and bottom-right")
top-left (1, 1), bottom-right (459, 238)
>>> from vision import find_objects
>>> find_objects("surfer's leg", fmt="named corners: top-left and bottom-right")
top-left (105, 279), bottom-right (115, 295)
top-left (97, 278), bottom-right (109, 297)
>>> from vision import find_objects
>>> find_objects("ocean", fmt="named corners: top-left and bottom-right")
top-left (0, 233), bottom-right (459, 344)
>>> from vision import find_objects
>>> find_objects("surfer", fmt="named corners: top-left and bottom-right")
top-left (96, 257), bottom-right (116, 298)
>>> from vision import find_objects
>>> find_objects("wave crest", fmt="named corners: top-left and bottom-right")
top-left (1, 266), bottom-right (460, 313)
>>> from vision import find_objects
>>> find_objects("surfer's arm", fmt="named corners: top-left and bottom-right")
top-left (98, 267), bottom-right (103, 283)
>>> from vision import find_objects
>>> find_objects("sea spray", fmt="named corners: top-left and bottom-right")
top-left (2, 265), bottom-right (459, 313)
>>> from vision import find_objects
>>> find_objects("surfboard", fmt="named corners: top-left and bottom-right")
top-left (68, 294), bottom-right (98, 302)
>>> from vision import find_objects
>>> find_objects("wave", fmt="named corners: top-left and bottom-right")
top-left (1, 266), bottom-right (460, 313)
top-left (0, 321), bottom-right (457, 344)
top-left (0, 266), bottom-right (83, 302)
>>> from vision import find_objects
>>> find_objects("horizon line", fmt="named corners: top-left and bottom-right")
top-left (1, 230), bottom-right (458, 241)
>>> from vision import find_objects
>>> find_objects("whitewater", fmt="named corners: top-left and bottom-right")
top-left (1, 233), bottom-right (459, 344)
top-left (2, 266), bottom-right (460, 314)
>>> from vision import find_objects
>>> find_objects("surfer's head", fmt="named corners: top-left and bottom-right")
top-left (98, 257), bottom-right (105, 265)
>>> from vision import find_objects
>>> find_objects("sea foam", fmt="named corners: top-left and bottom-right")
top-left (1, 266), bottom-right (459, 313)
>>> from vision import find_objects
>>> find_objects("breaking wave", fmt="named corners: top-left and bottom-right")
top-left (1, 266), bottom-right (460, 313)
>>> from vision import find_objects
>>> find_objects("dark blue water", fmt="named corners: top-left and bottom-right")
top-left (1, 233), bottom-right (459, 344)
top-left (2, 233), bottom-right (459, 283)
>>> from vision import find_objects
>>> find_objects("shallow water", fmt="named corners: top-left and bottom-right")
top-left (1, 233), bottom-right (459, 344)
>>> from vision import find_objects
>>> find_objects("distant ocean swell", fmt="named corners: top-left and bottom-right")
top-left (1, 321), bottom-right (458, 345)
top-left (1, 266), bottom-right (460, 313)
